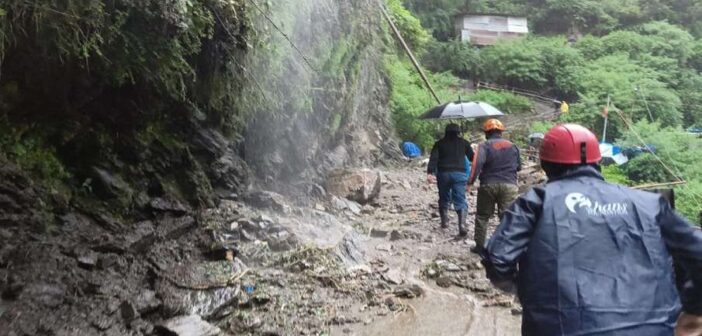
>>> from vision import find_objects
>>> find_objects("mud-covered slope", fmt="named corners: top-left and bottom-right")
top-left (0, 1), bottom-right (400, 335)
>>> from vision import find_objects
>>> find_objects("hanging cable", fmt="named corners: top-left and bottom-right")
top-left (611, 105), bottom-right (684, 182)
top-left (246, 0), bottom-right (319, 73)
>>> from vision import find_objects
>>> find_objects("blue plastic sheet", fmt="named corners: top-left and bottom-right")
top-left (401, 141), bottom-right (422, 158)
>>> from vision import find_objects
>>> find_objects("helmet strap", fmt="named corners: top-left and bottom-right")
top-left (580, 142), bottom-right (587, 164)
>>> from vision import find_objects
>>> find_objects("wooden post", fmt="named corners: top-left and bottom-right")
top-left (602, 95), bottom-right (610, 142)
top-left (378, 2), bottom-right (441, 105)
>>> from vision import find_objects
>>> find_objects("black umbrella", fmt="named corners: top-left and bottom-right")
top-left (420, 101), bottom-right (504, 120)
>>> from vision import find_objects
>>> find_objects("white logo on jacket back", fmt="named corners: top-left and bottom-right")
top-left (565, 193), bottom-right (629, 216)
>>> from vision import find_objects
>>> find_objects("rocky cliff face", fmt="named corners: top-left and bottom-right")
top-left (0, 0), bottom-right (398, 335)
top-left (242, 0), bottom-right (400, 194)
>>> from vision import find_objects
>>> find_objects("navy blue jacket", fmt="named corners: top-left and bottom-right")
top-left (484, 166), bottom-right (702, 336)
top-left (469, 134), bottom-right (521, 186)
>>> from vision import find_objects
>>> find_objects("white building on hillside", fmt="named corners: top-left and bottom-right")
top-left (455, 13), bottom-right (528, 46)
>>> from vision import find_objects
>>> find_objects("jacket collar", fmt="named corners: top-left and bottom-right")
top-left (486, 133), bottom-right (502, 140)
top-left (547, 165), bottom-right (605, 183)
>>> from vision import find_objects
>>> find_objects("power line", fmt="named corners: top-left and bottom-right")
top-left (635, 86), bottom-right (655, 122)
top-left (246, 0), bottom-right (319, 73)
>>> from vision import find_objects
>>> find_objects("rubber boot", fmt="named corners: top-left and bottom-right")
top-left (440, 208), bottom-right (449, 229)
top-left (457, 209), bottom-right (468, 237)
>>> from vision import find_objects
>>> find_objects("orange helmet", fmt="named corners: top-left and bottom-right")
top-left (483, 119), bottom-right (506, 132)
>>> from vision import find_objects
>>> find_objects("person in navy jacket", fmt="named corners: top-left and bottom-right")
top-left (482, 124), bottom-right (702, 336)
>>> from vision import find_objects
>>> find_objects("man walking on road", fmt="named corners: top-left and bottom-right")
top-left (468, 119), bottom-right (521, 253)
top-left (482, 124), bottom-right (702, 336)
top-left (427, 123), bottom-right (474, 236)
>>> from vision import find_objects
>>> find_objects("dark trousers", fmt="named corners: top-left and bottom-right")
top-left (475, 183), bottom-right (519, 247)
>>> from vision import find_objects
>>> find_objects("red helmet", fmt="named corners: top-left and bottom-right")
top-left (540, 124), bottom-right (602, 164)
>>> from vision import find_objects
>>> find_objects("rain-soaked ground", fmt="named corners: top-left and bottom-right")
top-left (207, 162), bottom-right (523, 335)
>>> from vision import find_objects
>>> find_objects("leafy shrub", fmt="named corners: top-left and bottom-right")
top-left (601, 165), bottom-right (632, 186)
top-left (616, 121), bottom-right (702, 221)
top-left (386, 0), bottom-right (429, 51)
top-left (422, 40), bottom-right (478, 78)
top-left (476, 40), bottom-right (546, 88)
top-left (529, 121), bottom-right (555, 133)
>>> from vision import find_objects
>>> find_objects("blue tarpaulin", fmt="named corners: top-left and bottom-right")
top-left (401, 141), bottom-right (422, 158)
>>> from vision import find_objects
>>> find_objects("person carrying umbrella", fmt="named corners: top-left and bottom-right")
top-left (468, 119), bottom-right (521, 253)
top-left (427, 123), bottom-right (475, 236)
top-left (481, 124), bottom-right (702, 336)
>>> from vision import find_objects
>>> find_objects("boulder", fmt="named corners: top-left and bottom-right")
top-left (326, 169), bottom-right (381, 204)
top-left (156, 315), bottom-right (221, 336)
top-left (244, 191), bottom-right (289, 212)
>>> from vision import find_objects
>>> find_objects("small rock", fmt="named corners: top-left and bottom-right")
top-left (346, 201), bottom-right (362, 215)
top-left (245, 191), bottom-right (289, 212)
top-left (393, 284), bottom-right (424, 298)
top-left (238, 219), bottom-right (260, 232)
top-left (134, 290), bottom-right (161, 314)
top-left (149, 197), bottom-right (189, 214)
top-left (97, 254), bottom-right (119, 270)
top-left (314, 203), bottom-right (326, 211)
top-left (375, 244), bottom-right (393, 252)
top-left (330, 196), bottom-right (349, 211)
top-left (156, 315), bottom-right (221, 336)
top-left (384, 297), bottom-right (400, 311)
top-left (347, 264), bottom-right (372, 277)
top-left (383, 269), bottom-right (403, 285)
top-left (426, 268), bottom-right (438, 278)
top-left (389, 230), bottom-right (405, 241)
top-left (361, 205), bottom-right (375, 214)
top-left (258, 214), bottom-right (274, 224)
top-left (245, 316), bottom-right (263, 330)
top-left (77, 251), bottom-right (99, 269)
top-left (240, 230), bottom-right (257, 242)
top-left (446, 263), bottom-right (461, 272)
top-left (229, 221), bottom-right (239, 231)
top-left (370, 229), bottom-right (389, 238)
top-left (130, 318), bottom-right (154, 334)
top-left (120, 301), bottom-right (138, 321)
top-left (436, 277), bottom-right (453, 288)
top-left (511, 307), bottom-right (523, 315)
top-left (436, 260), bottom-right (461, 272)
